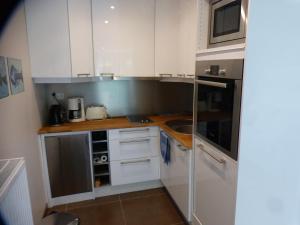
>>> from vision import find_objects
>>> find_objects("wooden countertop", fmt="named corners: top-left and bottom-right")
top-left (38, 115), bottom-right (193, 149)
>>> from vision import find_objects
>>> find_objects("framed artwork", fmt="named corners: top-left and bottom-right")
top-left (0, 56), bottom-right (9, 99)
top-left (7, 58), bottom-right (24, 95)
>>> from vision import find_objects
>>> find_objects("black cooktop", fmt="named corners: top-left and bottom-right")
top-left (127, 115), bottom-right (153, 124)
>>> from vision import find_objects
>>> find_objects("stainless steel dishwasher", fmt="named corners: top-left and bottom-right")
top-left (44, 132), bottom-right (93, 198)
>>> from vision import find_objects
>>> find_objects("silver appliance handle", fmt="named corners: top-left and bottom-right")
top-left (120, 139), bottom-right (150, 144)
top-left (195, 80), bottom-right (227, 88)
top-left (120, 158), bottom-right (151, 165)
top-left (119, 128), bottom-right (150, 133)
top-left (197, 144), bottom-right (226, 164)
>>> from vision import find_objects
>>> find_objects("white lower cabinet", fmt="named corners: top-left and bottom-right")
top-left (109, 137), bottom-right (159, 161)
top-left (160, 134), bottom-right (192, 222)
top-left (110, 157), bottom-right (160, 186)
top-left (109, 127), bottom-right (159, 140)
top-left (109, 127), bottom-right (160, 186)
top-left (193, 138), bottom-right (237, 225)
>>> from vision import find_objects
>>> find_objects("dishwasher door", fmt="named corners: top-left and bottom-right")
top-left (44, 132), bottom-right (92, 198)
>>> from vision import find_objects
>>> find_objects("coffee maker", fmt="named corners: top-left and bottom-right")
top-left (68, 97), bottom-right (86, 122)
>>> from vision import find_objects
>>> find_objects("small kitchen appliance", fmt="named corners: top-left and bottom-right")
top-left (208, 0), bottom-right (248, 48)
top-left (68, 97), bottom-right (86, 122)
top-left (48, 104), bottom-right (64, 126)
top-left (86, 105), bottom-right (108, 120)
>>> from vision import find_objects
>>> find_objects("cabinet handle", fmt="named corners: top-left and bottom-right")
top-left (185, 74), bottom-right (195, 78)
top-left (159, 73), bottom-right (172, 77)
top-left (120, 158), bottom-right (151, 165)
top-left (120, 139), bottom-right (150, 144)
top-left (197, 144), bottom-right (226, 164)
top-left (119, 128), bottom-right (150, 133)
top-left (177, 144), bottom-right (188, 152)
top-left (177, 74), bottom-right (185, 77)
top-left (100, 73), bottom-right (114, 76)
top-left (77, 73), bottom-right (90, 77)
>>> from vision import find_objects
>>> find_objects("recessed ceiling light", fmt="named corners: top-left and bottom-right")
top-left (110, 5), bottom-right (115, 10)
top-left (104, 20), bottom-right (109, 24)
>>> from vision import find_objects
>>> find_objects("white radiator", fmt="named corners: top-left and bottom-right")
top-left (0, 158), bottom-right (34, 225)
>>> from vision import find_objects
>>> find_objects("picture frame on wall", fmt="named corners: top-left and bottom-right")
top-left (7, 57), bottom-right (24, 95)
top-left (0, 56), bottom-right (9, 99)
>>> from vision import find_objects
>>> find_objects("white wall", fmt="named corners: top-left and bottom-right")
top-left (0, 2), bottom-right (46, 224)
top-left (235, 1), bottom-right (300, 225)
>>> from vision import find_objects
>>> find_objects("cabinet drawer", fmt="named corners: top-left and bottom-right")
top-left (109, 137), bottom-right (159, 161)
top-left (109, 127), bottom-right (158, 140)
top-left (110, 156), bottom-right (160, 186)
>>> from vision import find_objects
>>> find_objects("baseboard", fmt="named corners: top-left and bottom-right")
top-left (94, 180), bottom-right (163, 198)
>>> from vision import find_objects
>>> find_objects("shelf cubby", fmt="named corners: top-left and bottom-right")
top-left (91, 130), bottom-right (110, 188)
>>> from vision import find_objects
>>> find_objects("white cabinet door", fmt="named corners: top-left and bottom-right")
top-left (178, 0), bottom-right (197, 77)
top-left (160, 136), bottom-right (192, 221)
top-left (109, 137), bottom-right (159, 161)
top-left (193, 138), bottom-right (237, 225)
top-left (68, 0), bottom-right (94, 77)
top-left (155, 0), bottom-right (180, 77)
top-left (92, 0), bottom-right (155, 77)
top-left (110, 156), bottom-right (160, 186)
top-left (25, 0), bottom-right (72, 78)
top-left (155, 0), bottom-right (197, 78)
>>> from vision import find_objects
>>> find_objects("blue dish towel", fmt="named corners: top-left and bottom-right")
top-left (160, 131), bottom-right (170, 165)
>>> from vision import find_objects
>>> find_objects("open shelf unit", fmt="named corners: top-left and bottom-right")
top-left (91, 130), bottom-right (110, 188)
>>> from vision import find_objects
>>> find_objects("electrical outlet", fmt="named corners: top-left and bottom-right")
top-left (56, 93), bottom-right (64, 100)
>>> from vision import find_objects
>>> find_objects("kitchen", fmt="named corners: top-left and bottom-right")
top-left (0, 1), bottom-right (300, 225)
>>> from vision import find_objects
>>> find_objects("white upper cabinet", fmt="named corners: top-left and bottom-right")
top-left (178, 0), bottom-right (197, 77)
top-left (25, 0), bottom-right (72, 77)
top-left (155, 0), bottom-right (180, 77)
top-left (155, 0), bottom-right (197, 78)
top-left (25, 0), bottom-right (94, 78)
top-left (92, 0), bottom-right (155, 77)
top-left (68, 0), bottom-right (94, 77)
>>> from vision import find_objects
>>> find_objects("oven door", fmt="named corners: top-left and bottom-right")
top-left (194, 76), bottom-right (242, 160)
top-left (209, 0), bottom-right (247, 45)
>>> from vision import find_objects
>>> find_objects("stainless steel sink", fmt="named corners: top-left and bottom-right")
top-left (165, 119), bottom-right (193, 135)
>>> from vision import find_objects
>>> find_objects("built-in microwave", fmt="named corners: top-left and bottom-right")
top-left (208, 0), bottom-right (248, 48)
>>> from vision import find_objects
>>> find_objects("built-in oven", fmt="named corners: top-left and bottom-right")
top-left (194, 59), bottom-right (243, 160)
top-left (208, 0), bottom-right (248, 48)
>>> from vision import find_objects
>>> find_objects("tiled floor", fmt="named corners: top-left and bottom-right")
top-left (47, 188), bottom-right (187, 225)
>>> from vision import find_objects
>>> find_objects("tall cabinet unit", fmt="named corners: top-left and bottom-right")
top-left (155, 0), bottom-right (197, 78)
top-left (92, 0), bottom-right (155, 77)
top-left (25, 0), bottom-right (94, 78)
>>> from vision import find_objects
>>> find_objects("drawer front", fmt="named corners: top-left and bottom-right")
top-left (109, 137), bottom-right (159, 161)
top-left (110, 156), bottom-right (160, 186)
top-left (109, 127), bottom-right (159, 140)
